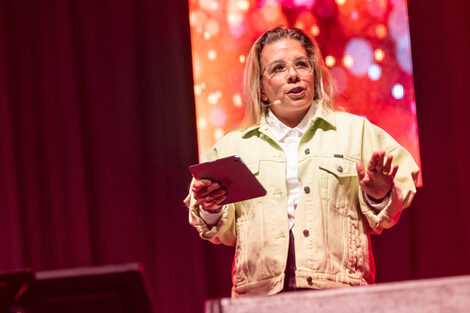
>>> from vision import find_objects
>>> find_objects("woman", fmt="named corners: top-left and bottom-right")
top-left (185, 27), bottom-right (419, 297)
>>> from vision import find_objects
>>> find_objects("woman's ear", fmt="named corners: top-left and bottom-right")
top-left (260, 86), bottom-right (268, 102)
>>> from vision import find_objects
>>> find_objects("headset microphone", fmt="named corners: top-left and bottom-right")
top-left (263, 100), bottom-right (281, 107)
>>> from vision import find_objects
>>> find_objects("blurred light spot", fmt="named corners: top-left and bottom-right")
top-left (210, 108), bottom-right (227, 127)
top-left (388, 3), bottom-right (409, 42)
top-left (214, 128), bottom-right (224, 140)
top-left (336, 0), bottom-right (346, 6)
top-left (190, 10), bottom-right (206, 28)
top-left (330, 66), bottom-right (348, 94)
top-left (343, 55), bottom-right (354, 68)
top-left (295, 21), bottom-right (306, 29)
top-left (366, 0), bottom-right (387, 17)
top-left (194, 84), bottom-right (202, 95)
top-left (261, 1), bottom-right (282, 23)
top-left (374, 48), bottom-right (385, 61)
top-left (236, 0), bottom-right (250, 11)
top-left (198, 118), bottom-right (208, 129)
top-left (199, 0), bottom-right (218, 11)
top-left (392, 83), bottom-right (404, 99)
top-left (228, 12), bottom-right (244, 26)
top-left (325, 55), bottom-right (336, 67)
top-left (227, 10), bottom-right (246, 38)
top-left (375, 24), bottom-right (387, 39)
top-left (351, 10), bottom-right (358, 20)
top-left (410, 101), bottom-right (416, 115)
top-left (203, 31), bottom-right (211, 40)
top-left (206, 19), bottom-right (220, 36)
top-left (311, 25), bottom-right (320, 36)
top-left (396, 35), bottom-right (413, 74)
top-left (368, 64), bottom-right (381, 80)
top-left (293, 0), bottom-right (316, 8)
top-left (208, 50), bottom-right (217, 60)
top-left (344, 38), bottom-right (373, 76)
top-left (233, 93), bottom-right (243, 107)
top-left (239, 55), bottom-right (246, 63)
top-left (207, 91), bottom-right (222, 105)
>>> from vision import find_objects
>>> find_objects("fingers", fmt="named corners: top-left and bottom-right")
top-left (192, 180), bottom-right (220, 197)
top-left (192, 179), bottom-right (212, 191)
top-left (355, 161), bottom-right (366, 181)
top-left (375, 151), bottom-right (385, 172)
top-left (200, 194), bottom-right (227, 211)
top-left (389, 164), bottom-right (399, 180)
top-left (192, 179), bottom-right (227, 210)
top-left (367, 151), bottom-right (379, 171)
top-left (382, 154), bottom-right (393, 174)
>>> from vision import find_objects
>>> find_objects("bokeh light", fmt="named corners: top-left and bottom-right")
top-left (343, 55), bottom-right (354, 68)
top-left (189, 0), bottom-right (421, 185)
top-left (392, 83), bottom-right (404, 99)
top-left (374, 48), bottom-right (385, 62)
top-left (325, 55), bottom-right (336, 67)
top-left (344, 38), bottom-right (373, 76)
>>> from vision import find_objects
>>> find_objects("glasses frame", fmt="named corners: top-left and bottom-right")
top-left (260, 57), bottom-right (315, 80)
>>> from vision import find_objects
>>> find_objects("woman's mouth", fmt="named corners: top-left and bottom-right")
top-left (287, 87), bottom-right (305, 98)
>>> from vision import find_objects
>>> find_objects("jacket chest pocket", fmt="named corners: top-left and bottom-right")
top-left (318, 157), bottom-right (357, 212)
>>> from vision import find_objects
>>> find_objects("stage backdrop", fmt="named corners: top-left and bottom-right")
top-left (1, 1), bottom-right (470, 313)
top-left (188, 0), bottom-right (422, 186)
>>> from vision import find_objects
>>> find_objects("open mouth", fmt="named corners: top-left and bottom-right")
top-left (288, 86), bottom-right (304, 93)
top-left (287, 86), bottom-right (305, 95)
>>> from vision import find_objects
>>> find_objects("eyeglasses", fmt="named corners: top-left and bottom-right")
top-left (260, 57), bottom-right (314, 80)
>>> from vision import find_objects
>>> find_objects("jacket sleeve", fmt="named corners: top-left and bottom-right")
top-left (358, 119), bottom-right (420, 234)
top-left (183, 143), bottom-right (237, 246)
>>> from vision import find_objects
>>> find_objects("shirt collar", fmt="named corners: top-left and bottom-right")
top-left (241, 101), bottom-right (337, 138)
top-left (266, 102), bottom-right (318, 141)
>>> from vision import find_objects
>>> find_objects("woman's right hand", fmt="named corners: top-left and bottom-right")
top-left (192, 179), bottom-right (227, 212)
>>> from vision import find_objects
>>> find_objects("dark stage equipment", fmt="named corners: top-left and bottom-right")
top-left (0, 263), bottom-right (153, 313)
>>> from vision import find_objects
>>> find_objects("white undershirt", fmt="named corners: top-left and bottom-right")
top-left (265, 104), bottom-right (318, 230)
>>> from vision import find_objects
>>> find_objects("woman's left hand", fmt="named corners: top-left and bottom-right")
top-left (355, 150), bottom-right (398, 202)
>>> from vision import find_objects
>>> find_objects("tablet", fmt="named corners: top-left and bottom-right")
top-left (189, 155), bottom-right (267, 205)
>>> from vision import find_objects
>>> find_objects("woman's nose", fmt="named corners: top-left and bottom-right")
top-left (287, 66), bottom-right (300, 82)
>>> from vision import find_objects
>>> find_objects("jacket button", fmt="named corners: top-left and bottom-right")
top-left (303, 229), bottom-right (309, 237)
top-left (337, 165), bottom-right (343, 173)
top-left (304, 186), bottom-right (310, 194)
top-left (304, 148), bottom-right (310, 155)
top-left (306, 276), bottom-right (313, 284)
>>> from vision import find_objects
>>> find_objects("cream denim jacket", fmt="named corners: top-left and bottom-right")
top-left (185, 108), bottom-right (419, 297)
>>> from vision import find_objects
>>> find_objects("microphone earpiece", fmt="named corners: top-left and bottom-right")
top-left (263, 100), bottom-right (281, 107)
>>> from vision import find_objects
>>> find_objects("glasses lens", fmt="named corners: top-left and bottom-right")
top-left (268, 62), bottom-right (287, 76)
top-left (267, 58), bottom-right (313, 79)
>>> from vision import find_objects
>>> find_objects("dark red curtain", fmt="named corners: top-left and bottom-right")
top-left (0, 0), bottom-right (220, 312)
top-left (371, 0), bottom-right (470, 283)
top-left (0, 1), bottom-right (470, 313)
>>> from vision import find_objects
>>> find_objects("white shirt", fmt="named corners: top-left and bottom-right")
top-left (265, 104), bottom-right (318, 230)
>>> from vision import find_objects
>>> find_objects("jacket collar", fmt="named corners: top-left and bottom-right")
top-left (241, 102), bottom-right (337, 139)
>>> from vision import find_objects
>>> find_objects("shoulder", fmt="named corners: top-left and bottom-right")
top-left (333, 110), bottom-right (367, 124)
top-left (214, 129), bottom-right (246, 146)
top-left (203, 128), bottom-right (259, 162)
top-left (332, 111), bottom-right (388, 134)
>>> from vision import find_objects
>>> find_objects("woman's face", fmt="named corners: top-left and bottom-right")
top-left (259, 38), bottom-right (315, 127)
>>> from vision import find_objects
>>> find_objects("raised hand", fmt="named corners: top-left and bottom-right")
top-left (355, 150), bottom-right (398, 202)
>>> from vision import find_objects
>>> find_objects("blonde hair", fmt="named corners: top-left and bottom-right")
top-left (239, 26), bottom-right (336, 129)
